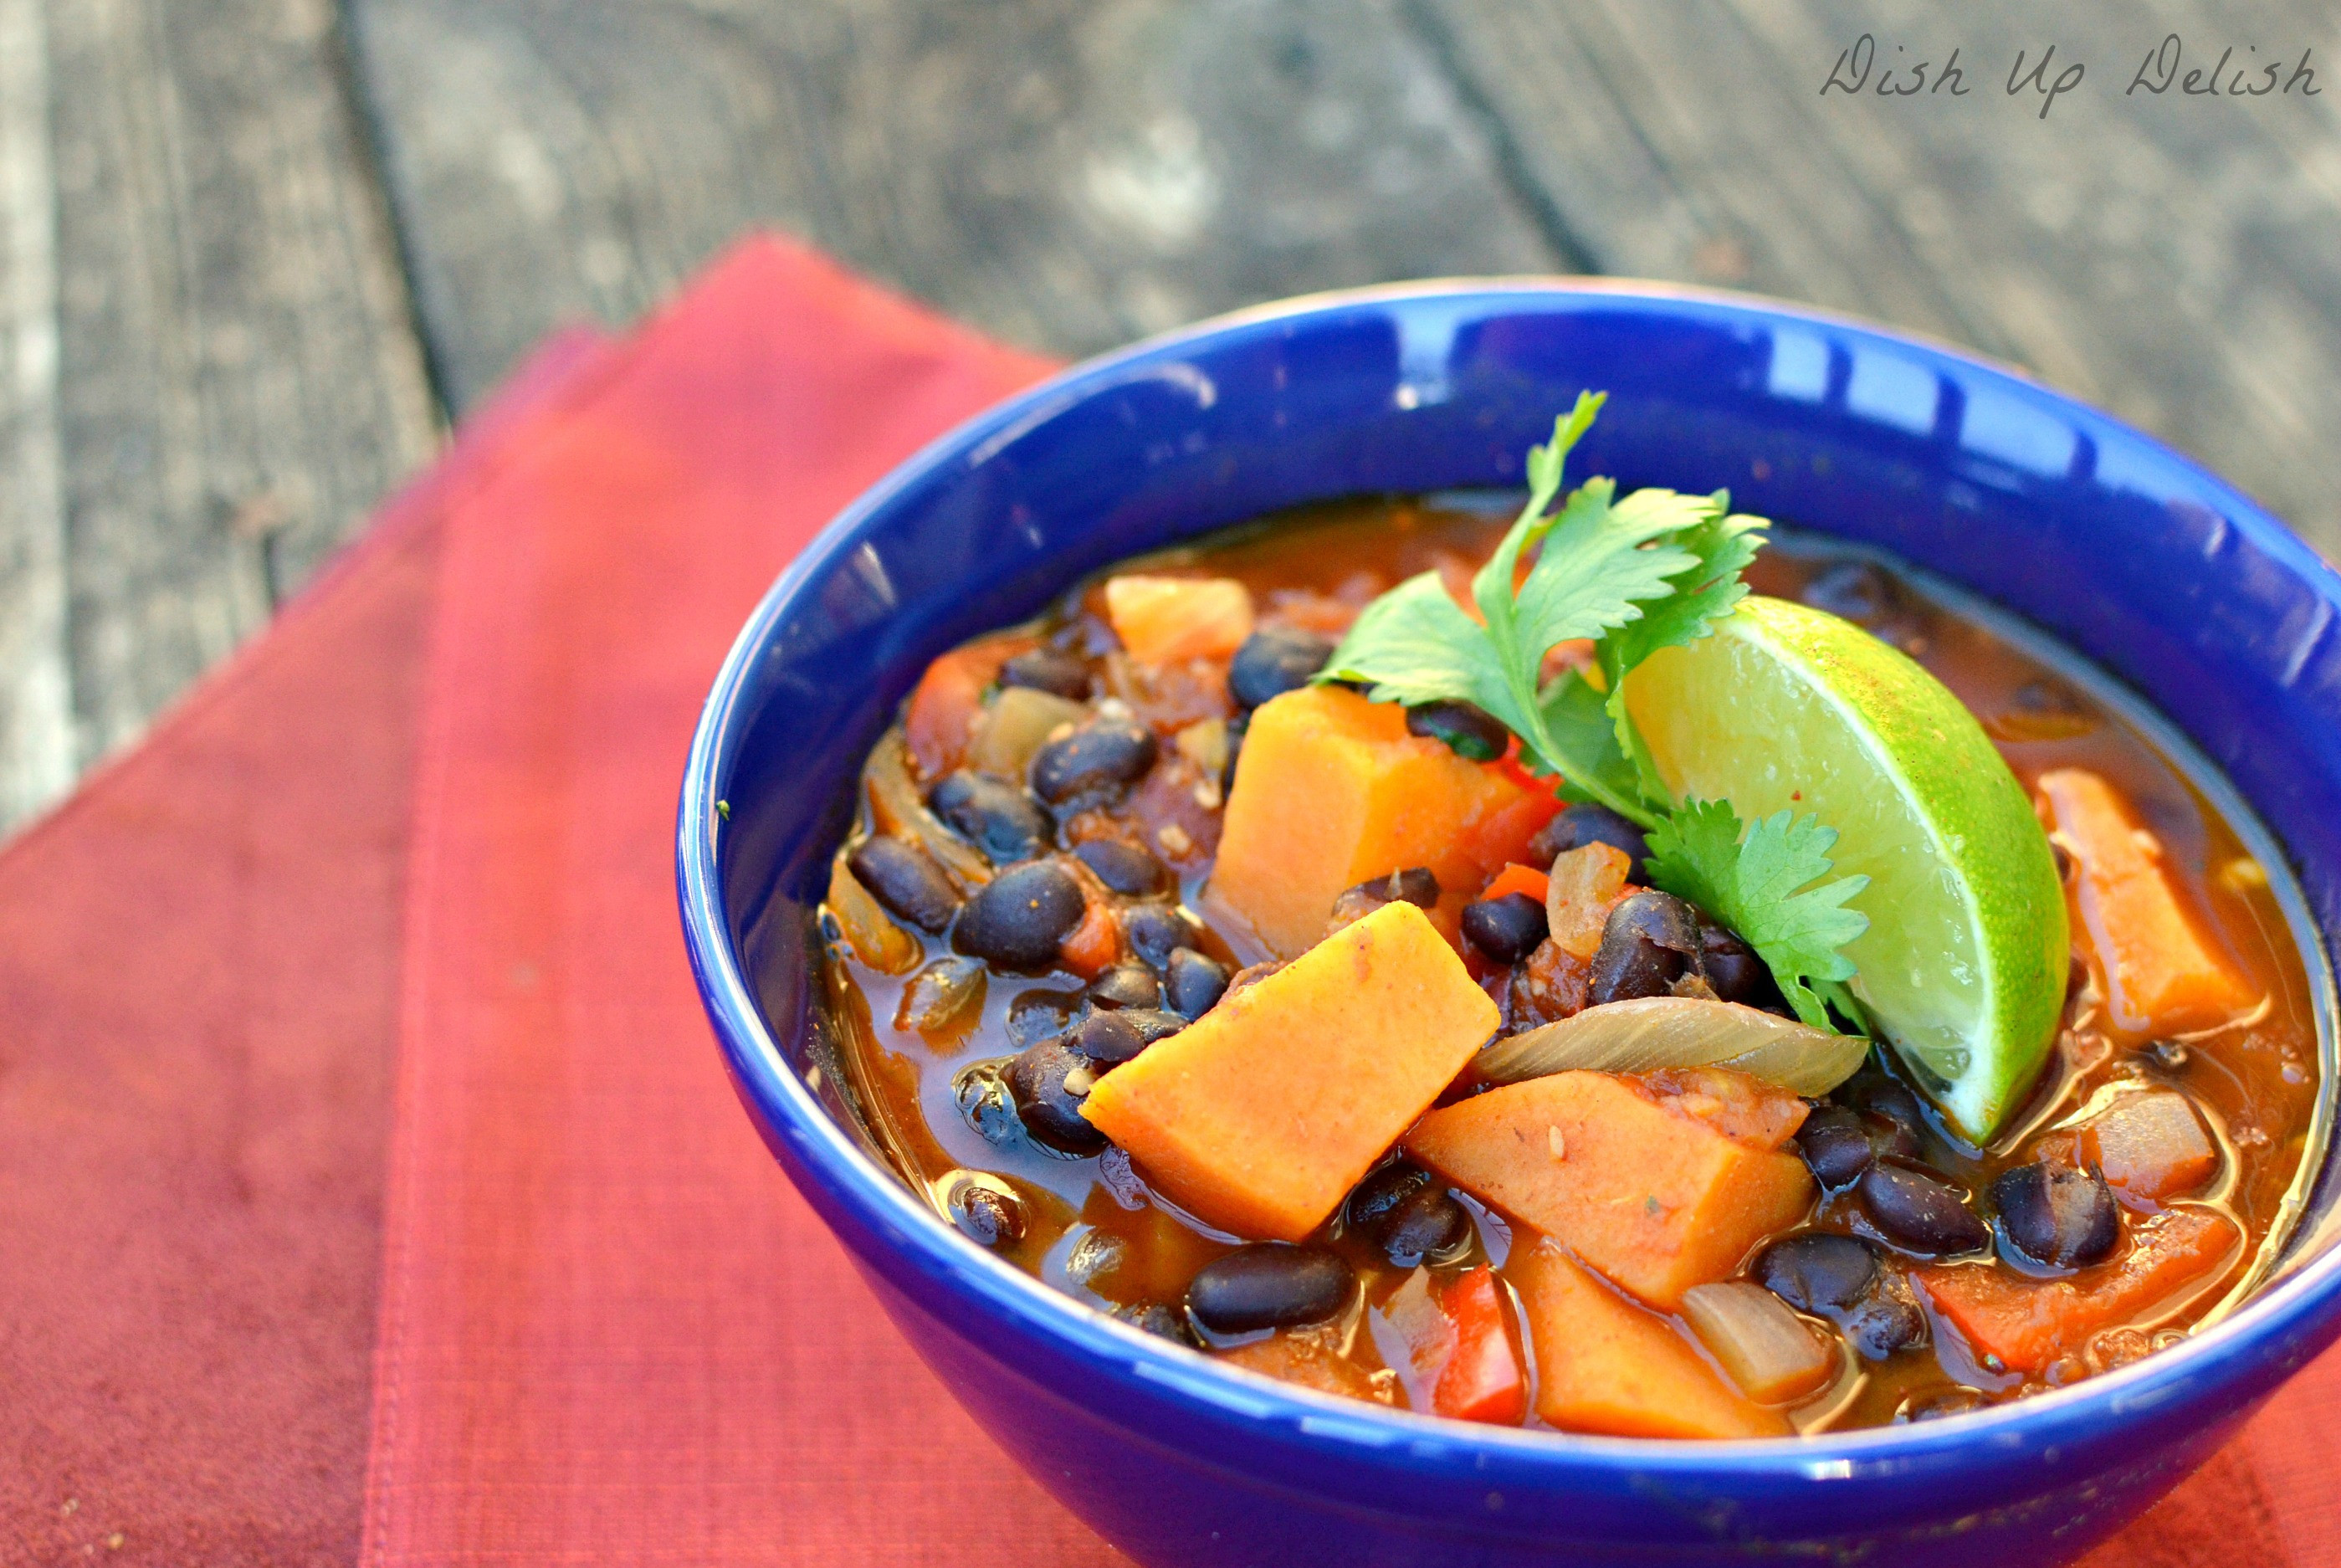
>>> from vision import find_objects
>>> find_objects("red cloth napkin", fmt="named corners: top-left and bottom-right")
top-left (0, 322), bottom-right (604, 1565)
top-left (2, 233), bottom-right (2333, 1566)
top-left (360, 238), bottom-right (1116, 1565)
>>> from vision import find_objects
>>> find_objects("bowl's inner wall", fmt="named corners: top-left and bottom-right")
top-left (713, 290), bottom-right (2341, 1267)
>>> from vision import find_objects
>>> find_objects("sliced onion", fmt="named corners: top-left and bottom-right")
top-left (826, 851), bottom-right (919, 974)
top-left (863, 730), bottom-right (992, 887)
top-left (1474, 997), bottom-right (1869, 1098)
top-left (894, 956), bottom-right (988, 1039)
top-left (1681, 1282), bottom-right (1834, 1405)
top-left (969, 687), bottom-right (1086, 780)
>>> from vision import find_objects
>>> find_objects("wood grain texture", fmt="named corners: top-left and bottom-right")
top-left (40, 0), bottom-right (438, 781)
top-left (1416, 0), bottom-right (2341, 549)
top-left (0, 0), bottom-right (74, 823)
top-left (344, 0), bottom-right (1564, 411)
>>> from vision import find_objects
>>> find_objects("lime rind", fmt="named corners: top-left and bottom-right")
top-left (1623, 595), bottom-right (2068, 1143)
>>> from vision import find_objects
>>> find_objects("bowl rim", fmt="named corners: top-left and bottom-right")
top-left (677, 276), bottom-right (2341, 1490)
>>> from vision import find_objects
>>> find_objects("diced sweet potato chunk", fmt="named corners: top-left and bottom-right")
top-left (2040, 768), bottom-right (2253, 1035)
top-left (1218, 1332), bottom-right (1394, 1404)
top-left (1511, 1240), bottom-right (1790, 1439)
top-left (1918, 1208), bottom-right (2240, 1376)
top-left (2081, 1091), bottom-right (2219, 1207)
top-left (1406, 1070), bottom-right (1813, 1309)
top-left (1209, 686), bottom-right (1555, 958)
top-left (1081, 900), bottom-right (1498, 1240)
top-left (1104, 575), bottom-right (1255, 664)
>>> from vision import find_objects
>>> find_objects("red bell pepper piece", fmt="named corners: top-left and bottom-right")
top-left (1432, 1266), bottom-right (1527, 1425)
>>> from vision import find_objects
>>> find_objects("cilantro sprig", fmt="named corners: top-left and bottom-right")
top-left (1317, 392), bottom-right (1872, 1033)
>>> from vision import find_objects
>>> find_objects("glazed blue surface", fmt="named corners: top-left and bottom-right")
top-left (677, 283), bottom-right (2341, 1566)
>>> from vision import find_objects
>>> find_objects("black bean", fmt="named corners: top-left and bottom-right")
top-left (1032, 720), bottom-right (1158, 805)
top-left (1796, 1106), bottom-right (1877, 1189)
top-left (1754, 1232), bottom-right (1882, 1314)
top-left (1114, 1008), bottom-right (1189, 1048)
top-left (1462, 892), bottom-right (1548, 965)
top-left (956, 861), bottom-right (1086, 970)
top-left (952, 1058), bottom-right (1024, 1147)
top-left (1165, 948), bottom-right (1232, 1018)
top-left (1075, 838), bottom-right (1167, 895)
top-left (1859, 1161), bottom-right (1990, 1256)
top-left (1342, 868), bottom-right (1440, 910)
top-left (1111, 1302), bottom-right (1198, 1345)
top-left (1187, 1244), bottom-right (1358, 1335)
top-left (1007, 988), bottom-right (1083, 1048)
top-left (1853, 1082), bottom-right (1927, 1161)
top-left (1072, 1007), bottom-right (1181, 1067)
top-left (1406, 700), bottom-right (1510, 761)
top-left (1380, 1186), bottom-right (1472, 1266)
top-left (1228, 628), bottom-right (1336, 710)
top-left (1346, 1161), bottom-right (1432, 1232)
top-left (1843, 1274), bottom-right (1930, 1360)
top-left (1756, 1233), bottom-right (1925, 1359)
top-left (1590, 889), bottom-right (1704, 1004)
top-left (1085, 964), bottom-right (1162, 1012)
top-left (846, 836), bottom-right (962, 933)
top-left (1802, 559), bottom-right (1904, 625)
top-left (1000, 647), bottom-right (1092, 700)
top-left (1005, 1038), bottom-right (1108, 1154)
top-left (928, 771), bottom-right (1054, 863)
top-left (948, 1179), bottom-right (1029, 1248)
top-left (1993, 1162), bottom-right (2120, 1269)
top-left (1127, 904), bottom-right (1204, 970)
top-left (1071, 1010), bottom-right (1147, 1067)
top-left (1698, 924), bottom-right (1783, 1009)
top-left (1533, 802), bottom-right (1650, 881)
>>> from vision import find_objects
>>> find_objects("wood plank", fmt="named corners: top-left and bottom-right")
top-left (344, 0), bottom-right (1564, 412)
top-left (41, 0), bottom-right (440, 781)
top-left (0, 0), bottom-right (74, 824)
top-left (1418, 0), bottom-right (2341, 552)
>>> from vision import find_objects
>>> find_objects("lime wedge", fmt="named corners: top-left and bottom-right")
top-left (1621, 594), bottom-right (2067, 1143)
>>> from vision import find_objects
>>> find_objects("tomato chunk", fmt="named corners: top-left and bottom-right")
top-left (1918, 1208), bottom-right (2239, 1376)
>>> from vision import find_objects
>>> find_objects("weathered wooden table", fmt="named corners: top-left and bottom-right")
top-left (1, 0), bottom-right (2334, 832)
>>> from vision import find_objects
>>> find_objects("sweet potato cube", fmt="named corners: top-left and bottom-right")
top-left (1405, 1071), bottom-right (1813, 1309)
top-left (1080, 899), bottom-right (1498, 1240)
top-left (1918, 1208), bottom-right (2240, 1376)
top-left (1511, 1241), bottom-right (1790, 1439)
top-left (1217, 1333), bottom-right (1393, 1404)
top-left (2041, 768), bottom-right (2253, 1035)
top-left (1104, 575), bottom-right (1255, 664)
top-left (2081, 1090), bottom-right (2219, 1207)
top-left (1208, 686), bottom-right (1552, 958)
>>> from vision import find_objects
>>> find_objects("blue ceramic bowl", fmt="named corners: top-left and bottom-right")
top-left (678, 282), bottom-right (2341, 1565)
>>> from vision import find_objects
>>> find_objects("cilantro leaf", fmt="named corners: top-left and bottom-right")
top-left (1321, 393), bottom-right (1721, 825)
top-left (1325, 571), bottom-right (1513, 714)
top-left (1598, 494), bottom-right (1766, 678)
top-left (1644, 798), bottom-right (1872, 1033)
top-left (1535, 668), bottom-right (1641, 807)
